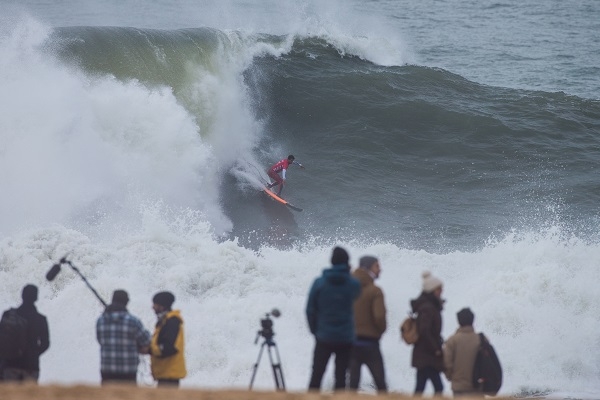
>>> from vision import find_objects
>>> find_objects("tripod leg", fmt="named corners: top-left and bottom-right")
top-left (267, 342), bottom-right (286, 391)
top-left (249, 341), bottom-right (267, 390)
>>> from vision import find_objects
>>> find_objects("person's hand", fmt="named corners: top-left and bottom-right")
top-left (300, 165), bottom-right (305, 169)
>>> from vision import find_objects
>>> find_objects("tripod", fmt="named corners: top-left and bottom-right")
top-left (249, 335), bottom-right (286, 391)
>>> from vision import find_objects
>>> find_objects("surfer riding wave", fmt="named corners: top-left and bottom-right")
top-left (267, 155), bottom-right (304, 196)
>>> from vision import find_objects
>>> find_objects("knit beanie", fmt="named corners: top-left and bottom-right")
top-left (359, 255), bottom-right (378, 269)
top-left (22, 284), bottom-right (38, 304)
top-left (457, 308), bottom-right (475, 326)
top-left (422, 271), bottom-right (443, 293)
top-left (331, 246), bottom-right (349, 265)
top-left (153, 291), bottom-right (175, 308)
top-left (111, 290), bottom-right (129, 306)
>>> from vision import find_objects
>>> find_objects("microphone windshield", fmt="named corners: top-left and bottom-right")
top-left (46, 264), bottom-right (62, 281)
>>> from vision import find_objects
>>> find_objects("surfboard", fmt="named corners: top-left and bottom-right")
top-left (263, 187), bottom-right (303, 212)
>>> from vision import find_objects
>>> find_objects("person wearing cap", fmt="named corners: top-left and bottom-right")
top-left (1, 284), bottom-right (50, 382)
top-left (149, 291), bottom-right (186, 387)
top-left (96, 289), bottom-right (151, 385)
top-left (349, 255), bottom-right (387, 393)
top-left (266, 154), bottom-right (305, 196)
top-left (443, 308), bottom-right (481, 397)
top-left (410, 271), bottom-right (445, 396)
top-left (306, 246), bottom-right (361, 392)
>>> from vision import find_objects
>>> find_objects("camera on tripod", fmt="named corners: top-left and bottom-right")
top-left (250, 308), bottom-right (285, 391)
top-left (255, 308), bottom-right (281, 344)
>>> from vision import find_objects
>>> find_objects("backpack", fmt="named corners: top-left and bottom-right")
top-left (0, 308), bottom-right (28, 360)
top-left (400, 313), bottom-right (419, 344)
top-left (472, 333), bottom-right (502, 396)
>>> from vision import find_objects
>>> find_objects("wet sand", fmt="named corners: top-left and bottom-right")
top-left (0, 384), bottom-right (522, 400)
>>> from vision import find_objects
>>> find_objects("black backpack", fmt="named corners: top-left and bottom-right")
top-left (0, 308), bottom-right (29, 360)
top-left (472, 333), bottom-right (502, 396)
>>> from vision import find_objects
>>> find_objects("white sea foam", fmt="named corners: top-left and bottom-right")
top-left (2, 221), bottom-right (600, 397)
top-left (0, 19), bottom-right (250, 238)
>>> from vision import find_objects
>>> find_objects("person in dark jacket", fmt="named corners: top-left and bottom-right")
top-left (306, 246), bottom-right (361, 391)
top-left (96, 290), bottom-right (151, 385)
top-left (349, 255), bottom-right (387, 393)
top-left (411, 271), bottom-right (445, 396)
top-left (149, 291), bottom-right (186, 387)
top-left (2, 284), bottom-right (50, 382)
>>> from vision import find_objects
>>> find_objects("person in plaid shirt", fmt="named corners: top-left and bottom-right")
top-left (96, 290), bottom-right (151, 385)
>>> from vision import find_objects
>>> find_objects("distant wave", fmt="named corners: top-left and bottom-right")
top-left (3, 22), bottom-right (600, 250)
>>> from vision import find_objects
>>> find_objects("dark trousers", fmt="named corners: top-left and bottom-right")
top-left (414, 366), bottom-right (444, 395)
top-left (157, 378), bottom-right (180, 388)
top-left (349, 340), bottom-right (387, 393)
top-left (101, 371), bottom-right (137, 385)
top-left (308, 340), bottom-right (352, 391)
top-left (2, 367), bottom-right (40, 383)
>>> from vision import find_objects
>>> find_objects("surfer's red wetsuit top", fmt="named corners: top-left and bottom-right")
top-left (267, 158), bottom-right (291, 188)
top-left (269, 158), bottom-right (291, 174)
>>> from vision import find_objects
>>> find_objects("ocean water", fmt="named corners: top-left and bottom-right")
top-left (1, 0), bottom-right (600, 397)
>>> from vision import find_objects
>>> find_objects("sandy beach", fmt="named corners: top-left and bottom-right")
top-left (0, 384), bottom-right (524, 400)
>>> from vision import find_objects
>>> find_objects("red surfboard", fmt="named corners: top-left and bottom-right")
top-left (263, 187), bottom-right (303, 212)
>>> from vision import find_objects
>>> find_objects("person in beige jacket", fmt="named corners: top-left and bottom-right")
top-left (443, 308), bottom-right (481, 397)
top-left (348, 255), bottom-right (387, 393)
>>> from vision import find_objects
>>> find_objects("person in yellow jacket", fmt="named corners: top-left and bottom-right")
top-left (149, 291), bottom-right (186, 387)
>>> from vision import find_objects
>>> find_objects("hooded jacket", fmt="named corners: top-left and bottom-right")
top-left (410, 291), bottom-right (444, 371)
top-left (306, 263), bottom-right (361, 343)
top-left (352, 267), bottom-right (386, 340)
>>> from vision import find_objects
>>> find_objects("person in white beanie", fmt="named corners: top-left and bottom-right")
top-left (409, 271), bottom-right (445, 396)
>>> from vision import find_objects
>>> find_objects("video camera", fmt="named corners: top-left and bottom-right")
top-left (255, 308), bottom-right (281, 344)
top-left (250, 308), bottom-right (285, 390)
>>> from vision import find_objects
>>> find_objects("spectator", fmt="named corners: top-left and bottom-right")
top-left (96, 290), bottom-right (151, 385)
top-left (349, 255), bottom-right (388, 393)
top-left (150, 291), bottom-right (186, 387)
top-left (0, 284), bottom-right (50, 383)
top-left (410, 271), bottom-right (445, 396)
top-left (444, 308), bottom-right (481, 397)
top-left (306, 246), bottom-right (361, 391)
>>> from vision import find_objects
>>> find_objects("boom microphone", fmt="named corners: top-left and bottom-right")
top-left (46, 263), bottom-right (62, 281)
top-left (45, 255), bottom-right (108, 308)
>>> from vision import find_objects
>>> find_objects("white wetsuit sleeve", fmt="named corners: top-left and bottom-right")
top-left (282, 169), bottom-right (287, 179)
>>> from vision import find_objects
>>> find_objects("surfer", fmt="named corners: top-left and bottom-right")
top-left (267, 155), bottom-right (304, 196)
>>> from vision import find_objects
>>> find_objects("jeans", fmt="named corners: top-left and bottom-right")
top-left (414, 365), bottom-right (444, 395)
top-left (349, 339), bottom-right (387, 393)
top-left (308, 340), bottom-right (352, 391)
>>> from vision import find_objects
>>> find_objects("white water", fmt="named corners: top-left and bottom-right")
top-left (1, 11), bottom-right (600, 400)
top-left (3, 223), bottom-right (600, 397)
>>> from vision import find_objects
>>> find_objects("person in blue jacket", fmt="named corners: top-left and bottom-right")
top-left (306, 246), bottom-right (361, 391)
